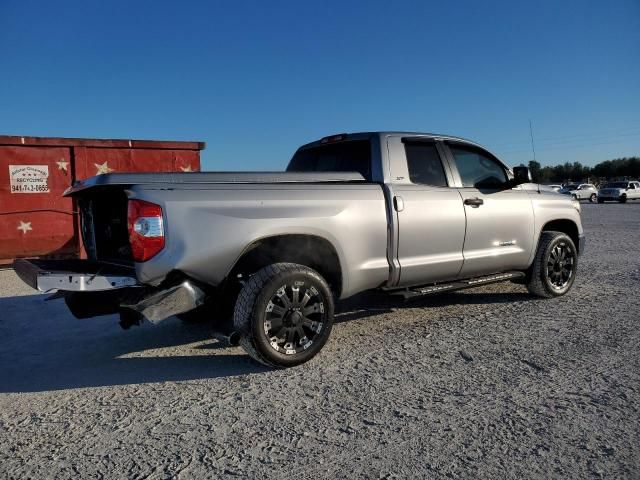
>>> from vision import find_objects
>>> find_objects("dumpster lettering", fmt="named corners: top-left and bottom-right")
top-left (9, 165), bottom-right (50, 193)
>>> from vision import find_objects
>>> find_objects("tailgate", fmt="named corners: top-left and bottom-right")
top-left (13, 258), bottom-right (138, 292)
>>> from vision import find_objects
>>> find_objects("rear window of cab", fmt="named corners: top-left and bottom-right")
top-left (287, 140), bottom-right (372, 181)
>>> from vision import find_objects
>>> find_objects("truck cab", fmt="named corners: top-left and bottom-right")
top-left (288, 132), bottom-right (583, 288)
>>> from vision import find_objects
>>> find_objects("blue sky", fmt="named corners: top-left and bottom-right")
top-left (1, 0), bottom-right (638, 170)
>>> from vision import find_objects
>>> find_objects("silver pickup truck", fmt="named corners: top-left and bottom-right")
top-left (14, 132), bottom-right (585, 367)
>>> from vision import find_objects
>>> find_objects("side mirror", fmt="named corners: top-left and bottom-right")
top-left (512, 166), bottom-right (532, 185)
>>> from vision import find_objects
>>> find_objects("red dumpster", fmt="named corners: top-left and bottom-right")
top-left (0, 135), bottom-right (204, 264)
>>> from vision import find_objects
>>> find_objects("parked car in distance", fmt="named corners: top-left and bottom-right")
top-left (546, 184), bottom-right (562, 192)
top-left (597, 181), bottom-right (640, 203)
top-left (559, 183), bottom-right (598, 202)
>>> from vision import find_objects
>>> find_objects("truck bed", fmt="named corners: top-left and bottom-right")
top-left (66, 173), bottom-right (389, 297)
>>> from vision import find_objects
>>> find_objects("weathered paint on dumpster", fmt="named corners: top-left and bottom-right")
top-left (0, 135), bottom-right (204, 263)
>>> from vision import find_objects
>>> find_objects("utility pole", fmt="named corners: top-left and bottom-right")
top-left (529, 119), bottom-right (537, 162)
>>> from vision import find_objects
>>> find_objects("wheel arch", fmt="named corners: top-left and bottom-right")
top-left (539, 219), bottom-right (581, 254)
top-left (225, 234), bottom-right (344, 297)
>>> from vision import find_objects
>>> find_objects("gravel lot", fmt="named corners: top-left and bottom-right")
top-left (1, 203), bottom-right (639, 479)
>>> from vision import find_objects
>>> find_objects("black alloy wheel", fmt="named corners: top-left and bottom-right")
top-left (234, 263), bottom-right (334, 367)
top-left (545, 241), bottom-right (575, 291)
top-left (263, 282), bottom-right (328, 355)
top-left (526, 231), bottom-right (578, 298)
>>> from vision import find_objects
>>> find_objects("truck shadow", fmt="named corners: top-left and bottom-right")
top-left (0, 287), bottom-right (533, 393)
top-left (0, 294), bottom-right (267, 393)
top-left (335, 288), bottom-right (534, 323)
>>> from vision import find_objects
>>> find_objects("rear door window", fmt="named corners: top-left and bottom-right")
top-left (403, 142), bottom-right (448, 187)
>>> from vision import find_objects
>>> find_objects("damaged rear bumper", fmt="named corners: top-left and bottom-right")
top-left (120, 280), bottom-right (205, 324)
top-left (12, 258), bottom-right (206, 324)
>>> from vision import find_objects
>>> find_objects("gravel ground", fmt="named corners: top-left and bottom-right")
top-left (0, 203), bottom-right (639, 479)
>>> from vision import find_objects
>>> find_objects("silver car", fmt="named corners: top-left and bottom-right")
top-left (560, 183), bottom-right (598, 202)
top-left (598, 181), bottom-right (640, 203)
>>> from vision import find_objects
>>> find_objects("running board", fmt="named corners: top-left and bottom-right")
top-left (389, 271), bottom-right (525, 300)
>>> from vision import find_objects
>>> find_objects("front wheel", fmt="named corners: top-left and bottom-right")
top-left (619, 195), bottom-right (627, 203)
top-left (526, 231), bottom-right (578, 298)
top-left (233, 263), bottom-right (334, 368)
top-left (589, 193), bottom-right (597, 203)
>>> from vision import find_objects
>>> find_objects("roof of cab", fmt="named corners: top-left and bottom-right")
top-left (298, 131), bottom-right (487, 151)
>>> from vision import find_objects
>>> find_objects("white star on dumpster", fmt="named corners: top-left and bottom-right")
top-left (56, 160), bottom-right (69, 172)
top-left (95, 162), bottom-right (114, 175)
top-left (17, 221), bottom-right (32, 234)
top-left (180, 165), bottom-right (193, 172)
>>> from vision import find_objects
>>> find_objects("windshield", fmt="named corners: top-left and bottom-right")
top-left (604, 182), bottom-right (628, 188)
top-left (287, 140), bottom-right (372, 180)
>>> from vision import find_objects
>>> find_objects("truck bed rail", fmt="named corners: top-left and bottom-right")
top-left (65, 172), bottom-right (368, 196)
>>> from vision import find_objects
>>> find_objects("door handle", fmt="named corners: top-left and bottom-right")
top-left (464, 197), bottom-right (484, 207)
top-left (393, 195), bottom-right (404, 212)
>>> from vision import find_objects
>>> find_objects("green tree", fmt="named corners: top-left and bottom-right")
top-left (528, 160), bottom-right (542, 183)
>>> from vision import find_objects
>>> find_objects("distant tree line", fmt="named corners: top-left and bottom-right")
top-left (527, 157), bottom-right (640, 184)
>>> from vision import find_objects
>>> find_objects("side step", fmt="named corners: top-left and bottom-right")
top-left (389, 271), bottom-right (525, 300)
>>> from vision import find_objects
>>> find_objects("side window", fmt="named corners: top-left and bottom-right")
top-left (404, 142), bottom-right (448, 187)
top-left (449, 145), bottom-right (508, 188)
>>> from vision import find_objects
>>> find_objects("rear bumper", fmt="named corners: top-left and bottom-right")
top-left (12, 258), bottom-right (206, 324)
top-left (13, 258), bottom-right (138, 292)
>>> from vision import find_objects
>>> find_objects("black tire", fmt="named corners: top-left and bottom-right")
top-left (619, 195), bottom-right (627, 203)
top-left (597, 198), bottom-right (604, 204)
top-left (233, 263), bottom-right (335, 368)
top-left (526, 231), bottom-right (578, 298)
top-left (589, 193), bottom-right (597, 203)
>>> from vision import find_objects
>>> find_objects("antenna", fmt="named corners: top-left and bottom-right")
top-left (529, 119), bottom-right (537, 162)
top-left (529, 119), bottom-right (540, 193)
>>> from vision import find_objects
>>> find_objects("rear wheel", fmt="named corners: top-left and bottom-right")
top-left (526, 231), bottom-right (578, 298)
top-left (233, 263), bottom-right (334, 368)
top-left (589, 193), bottom-right (597, 203)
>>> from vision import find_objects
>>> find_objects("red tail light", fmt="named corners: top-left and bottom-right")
top-left (127, 199), bottom-right (165, 262)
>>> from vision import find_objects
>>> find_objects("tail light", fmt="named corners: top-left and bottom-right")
top-left (127, 199), bottom-right (165, 262)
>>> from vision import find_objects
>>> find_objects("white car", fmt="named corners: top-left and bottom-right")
top-left (559, 183), bottom-right (598, 202)
top-left (597, 181), bottom-right (640, 203)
